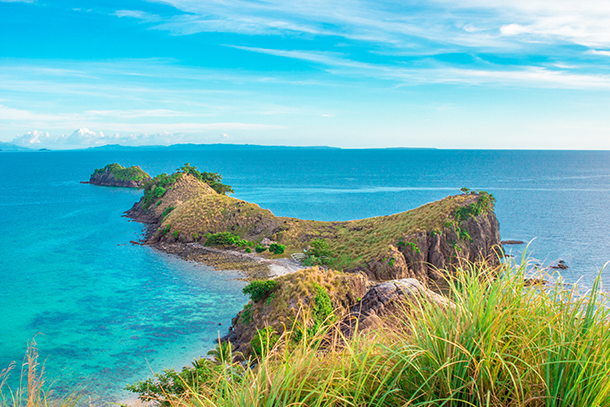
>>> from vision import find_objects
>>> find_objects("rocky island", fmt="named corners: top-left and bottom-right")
top-left (89, 163), bottom-right (151, 188)
top-left (118, 163), bottom-right (502, 360)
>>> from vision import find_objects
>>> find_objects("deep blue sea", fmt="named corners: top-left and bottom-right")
top-left (1, 148), bottom-right (610, 403)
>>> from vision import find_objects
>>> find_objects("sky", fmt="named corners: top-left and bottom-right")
top-left (1, 0), bottom-right (610, 149)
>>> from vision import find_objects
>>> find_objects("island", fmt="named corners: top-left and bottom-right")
top-left (88, 163), bottom-right (151, 188)
top-left (120, 164), bottom-right (501, 359)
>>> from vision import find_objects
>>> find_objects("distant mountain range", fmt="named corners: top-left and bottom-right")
top-left (1, 142), bottom-right (436, 152)
top-left (0, 142), bottom-right (35, 152)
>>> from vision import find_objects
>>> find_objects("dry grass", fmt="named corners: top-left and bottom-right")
top-left (230, 267), bottom-right (368, 356)
top-left (144, 261), bottom-right (610, 407)
top-left (160, 176), bottom-right (476, 269)
top-left (0, 339), bottom-right (80, 407)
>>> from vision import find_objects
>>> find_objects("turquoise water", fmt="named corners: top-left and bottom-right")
top-left (1, 148), bottom-right (610, 403)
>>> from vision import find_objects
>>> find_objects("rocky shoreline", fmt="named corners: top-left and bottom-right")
top-left (151, 241), bottom-right (304, 280)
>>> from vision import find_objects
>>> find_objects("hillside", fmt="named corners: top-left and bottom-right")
top-left (127, 171), bottom-right (502, 282)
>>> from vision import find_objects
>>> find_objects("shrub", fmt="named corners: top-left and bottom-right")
top-left (126, 358), bottom-right (219, 406)
top-left (250, 327), bottom-right (279, 358)
top-left (172, 231), bottom-right (180, 239)
top-left (268, 243), bottom-right (286, 255)
top-left (153, 186), bottom-right (166, 198)
top-left (141, 172), bottom-right (182, 209)
top-left (304, 239), bottom-right (333, 265)
top-left (205, 232), bottom-right (240, 246)
top-left (242, 280), bottom-right (279, 302)
top-left (178, 163), bottom-right (234, 195)
top-left (454, 191), bottom-right (496, 222)
top-left (240, 303), bottom-right (253, 325)
top-left (255, 245), bottom-right (267, 253)
top-left (192, 232), bottom-right (200, 240)
top-left (311, 283), bottom-right (335, 332)
top-left (245, 247), bottom-right (252, 253)
top-left (161, 206), bottom-right (175, 219)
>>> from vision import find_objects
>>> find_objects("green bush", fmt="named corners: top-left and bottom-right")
top-left (161, 206), bottom-right (175, 219)
top-left (126, 358), bottom-right (220, 406)
top-left (205, 232), bottom-right (240, 246)
top-left (172, 231), bottom-right (180, 239)
top-left (245, 247), bottom-right (252, 253)
top-left (304, 239), bottom-right (333, 265)
top-left (240, 303), bottom-right (253, 325)
top-left (311, 283), bottom-right (335, 332)
top-left (454, 191), bottom-right (496, 222)
top-left (250, 327), bottom-right (279, 358)
top-left (192, 232), bottom-right (200, 240)
top-left (141, 172), bottom-right (182, 209)
top-left (178, 163), bottom-right (234, 195)
top-left (255, 245), bottom-right (267, 253)
top-left (268, 243), bottom-right (286, 255)
top-left (243, 280), bottom-right (279, 302)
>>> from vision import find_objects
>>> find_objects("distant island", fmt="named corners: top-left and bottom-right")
top-left (87, 163), bottom-right (151, 188)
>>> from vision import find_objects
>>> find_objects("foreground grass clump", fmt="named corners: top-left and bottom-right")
top-left (0, 339), bottom-right (79, 407)
top-left (130, 262), bottom-right (610, 407)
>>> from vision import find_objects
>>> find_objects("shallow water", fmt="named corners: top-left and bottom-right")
top-left (1, 148), bottom-right (609, 402)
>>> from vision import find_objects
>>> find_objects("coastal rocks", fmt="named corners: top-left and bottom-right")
top-left (89, 164), bottom-right (151, 188)
top-left (501, 240), bottom-right (525, 245)
top-left (551, 260), bottom-right (568, 270)
top-left (342, 278), bottom-right (452, 334)
top-left (362, 209), bottom-right (502, 282)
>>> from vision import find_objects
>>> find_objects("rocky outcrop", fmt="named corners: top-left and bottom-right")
top-left (224, 268), bottom-right (368, 358)
top-left (358, 199), bottom-right (502, 282)
top-left (341, 278), bottom-right (452, 334)
top-left (89, 165), bottom-right (151, 188)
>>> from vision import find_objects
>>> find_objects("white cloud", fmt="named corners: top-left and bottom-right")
top-left (231, 46), bottom-right (610, 89)
top-left (588, 50), bottom-right (610, 57)
top-left (149, 0), bottom-right (610, 51)
top-left (114, 10), bottom-right (162, 22)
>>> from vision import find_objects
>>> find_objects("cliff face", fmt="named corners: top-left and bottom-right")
top-left (89, 164), bottom-right (151, 188)
top-left (362, 207), bottom-right (502, 281)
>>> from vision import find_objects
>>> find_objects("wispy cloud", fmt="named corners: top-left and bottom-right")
top-left (232, 46), bottom-right (610, 89)
top-left (114, 10), bottom-right (162, 22)
top-left (149, 0), bottom-right (610, 51)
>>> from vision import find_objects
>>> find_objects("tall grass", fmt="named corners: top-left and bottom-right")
top-left (151, 260), bottom-right (610, 407)
top-left (0, 339), bottom-right (79, 407)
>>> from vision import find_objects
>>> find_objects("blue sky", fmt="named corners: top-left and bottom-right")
top-left (1, 0), bottom-right (610, 149)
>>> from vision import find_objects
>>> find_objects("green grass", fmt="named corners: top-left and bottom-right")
top-left (127, 260), bottom-right (610, 407)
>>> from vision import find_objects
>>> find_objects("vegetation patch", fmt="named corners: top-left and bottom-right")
top-left (93, 163), bottom-right (150, 182)
top-left (242, 280), bottom-right (279, 302)
top-left (161, 206), bottom-right (175, 219)
top-left (178, 163), bottom-right (234, 195)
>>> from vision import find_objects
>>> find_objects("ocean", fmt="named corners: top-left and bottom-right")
top-left (1, 148), bottom-right (609, 403)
